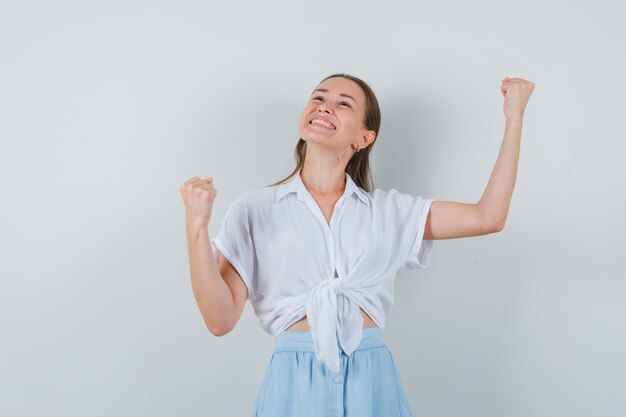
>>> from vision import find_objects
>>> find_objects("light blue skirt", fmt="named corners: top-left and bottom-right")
top-left (251, 327), bottom-right (413, 417)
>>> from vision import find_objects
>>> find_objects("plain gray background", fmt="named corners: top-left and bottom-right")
top-left (1, 0), bottom-right (624, 416)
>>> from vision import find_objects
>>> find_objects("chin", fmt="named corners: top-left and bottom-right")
top-left (301, 126), bottom-right (337, 141)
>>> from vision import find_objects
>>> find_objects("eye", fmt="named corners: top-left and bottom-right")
top-left (340, 101), bottom-right (351, 108)
top-left (312, 96), bottom-right (323, 101)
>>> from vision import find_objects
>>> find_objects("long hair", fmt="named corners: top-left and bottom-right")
top-left (266, 73), bottom-right (381, 192)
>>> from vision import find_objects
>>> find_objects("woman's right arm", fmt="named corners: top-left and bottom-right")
top-left (181, 176), bottom-right (247, 336)
top-left (185, 223), bottom-right (248, 336)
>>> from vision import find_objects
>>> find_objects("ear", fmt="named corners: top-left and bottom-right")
top-left (360, 130), bottom-right (376, 149)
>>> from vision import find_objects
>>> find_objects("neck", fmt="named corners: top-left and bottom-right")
top-left (300, 157), bottom-right (347, 196)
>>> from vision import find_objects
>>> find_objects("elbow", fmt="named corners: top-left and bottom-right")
top-left (207, 323), bottom-right (232, 337)
top-left (491, 218), bottom-right (506, 233)
top-left (205, 318), bottom-right (234, 337)
top-left (477, 204), bottom-right (506, 234)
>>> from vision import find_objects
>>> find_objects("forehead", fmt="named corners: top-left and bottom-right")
top-left (314, 77), bottom-right (365, 103)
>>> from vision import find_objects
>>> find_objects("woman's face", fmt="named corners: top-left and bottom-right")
top-left (299, 77), bottom-right (372, 152)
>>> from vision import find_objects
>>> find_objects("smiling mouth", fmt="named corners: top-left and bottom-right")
top-left (309, 118), bottom-right (336, 130)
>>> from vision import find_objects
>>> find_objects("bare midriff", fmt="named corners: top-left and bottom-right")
top-left (285, 308), bottom-right (379, 331)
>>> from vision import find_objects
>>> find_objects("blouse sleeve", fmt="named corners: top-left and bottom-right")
top-left (390, 190), bottom-right (435, 271)
top-left (404, 197), bottom-right (434, 270)
top-left (210, 195), bottom-right (257, 301)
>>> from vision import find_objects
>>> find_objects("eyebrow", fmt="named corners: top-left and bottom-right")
top-left (312, 88), bottom-right (358, 105)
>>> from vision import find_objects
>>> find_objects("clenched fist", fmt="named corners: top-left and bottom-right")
top-left (180, 176), bottom-right (218, 231)
top-left (500, 77), bottom-right (535, 121)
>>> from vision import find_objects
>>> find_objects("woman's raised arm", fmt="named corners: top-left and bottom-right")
top-left (181, 176), bottom-right (247, 336)
top-left (423, 77), bottom-right (535, 240)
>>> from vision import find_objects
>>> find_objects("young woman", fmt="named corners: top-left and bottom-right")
top-left (181, 73), bottom-right (535, 416)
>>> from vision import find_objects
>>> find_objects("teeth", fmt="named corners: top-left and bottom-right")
top-left (311, 119), bottom-right (335, 130)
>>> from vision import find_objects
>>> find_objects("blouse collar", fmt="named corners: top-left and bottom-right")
top-left (275, 169), bottom-right (370, 206)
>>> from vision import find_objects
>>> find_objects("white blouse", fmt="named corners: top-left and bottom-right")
top-left (210, 169), bottom-right (434, 373)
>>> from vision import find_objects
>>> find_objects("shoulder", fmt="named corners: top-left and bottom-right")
top-left (367, 187), bottom-right (423, 207)
top-left (366, 187), bottom-right (431, 222)
top-left (228, 185), bottom-right (277, 216)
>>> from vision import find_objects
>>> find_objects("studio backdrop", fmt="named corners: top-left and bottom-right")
top-left (1, 0), bottom-right (624, 416)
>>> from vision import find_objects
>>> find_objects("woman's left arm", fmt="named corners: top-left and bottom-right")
top-left (423, 77), bottom-right (535, 240)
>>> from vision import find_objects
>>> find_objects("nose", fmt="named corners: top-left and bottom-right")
top-left (317, 103), bottom-right (333, 114)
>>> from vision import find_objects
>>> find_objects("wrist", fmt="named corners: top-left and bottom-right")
top-left (186, 219), bottom-right (208, 235)
top-left (505, 115), bottom-right (523, 127)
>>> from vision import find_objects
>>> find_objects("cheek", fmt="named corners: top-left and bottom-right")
top-left (300, 105), bottom-right (314, 122)
top-left (300, 113), bottom-right (311, 128)
top-left (298, 112), bottom-right (307, 127)
top-left (342, 116), bottom-right (361, 131)
top-left (299, 110), bottom-right (313, 131)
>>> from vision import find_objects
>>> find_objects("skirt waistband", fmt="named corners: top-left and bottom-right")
top-left (273, 327), bottom-right (386, 352)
